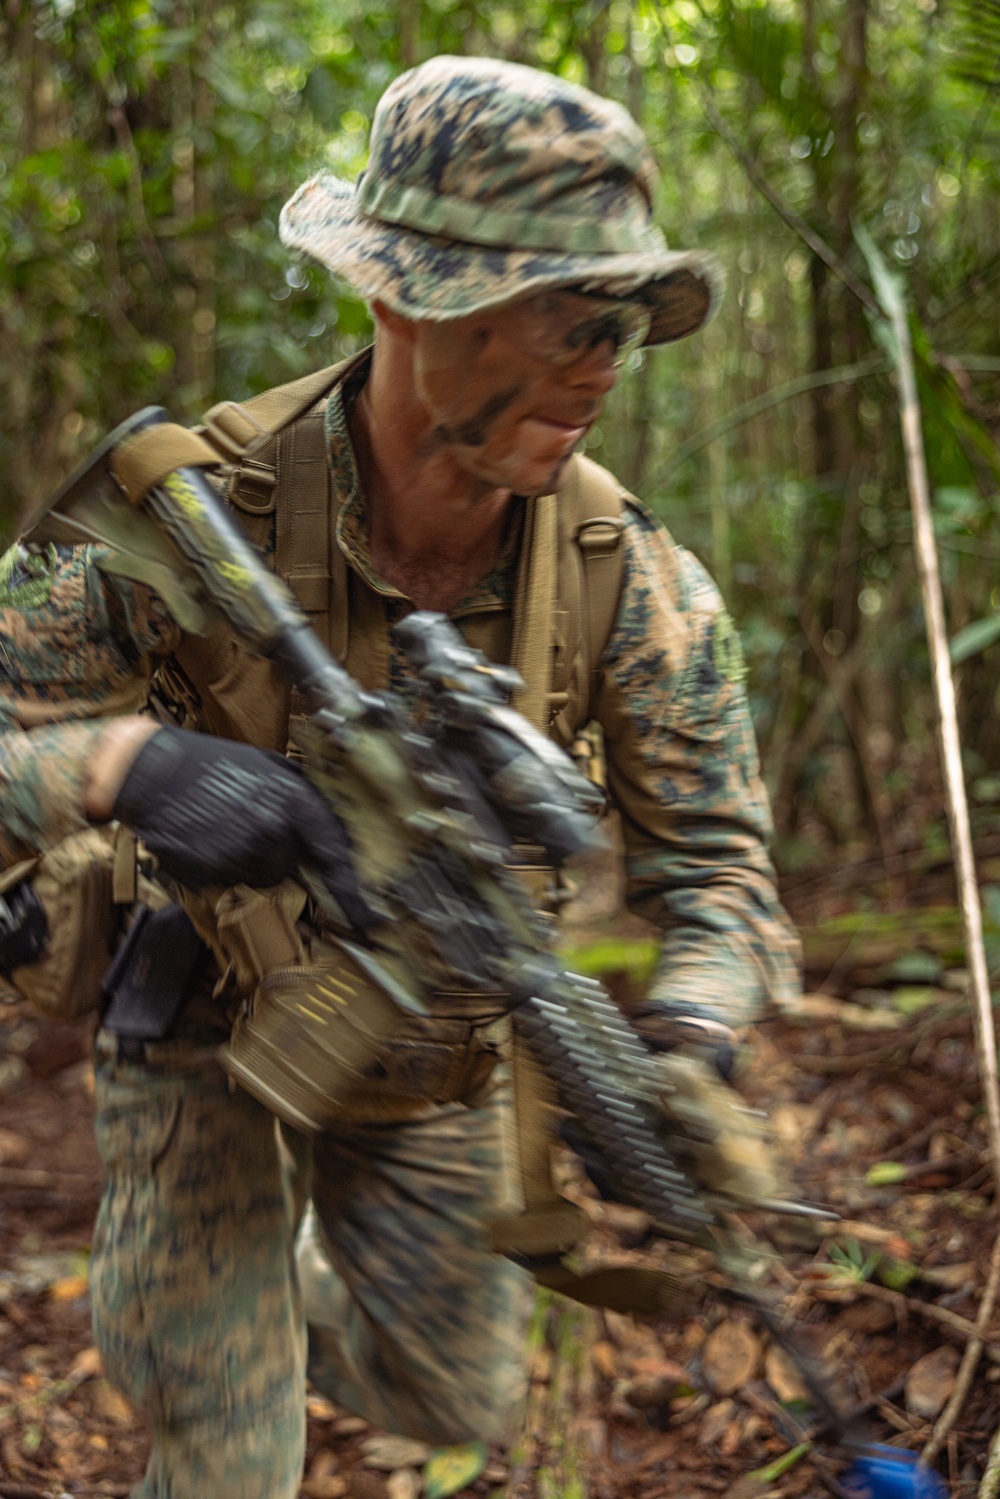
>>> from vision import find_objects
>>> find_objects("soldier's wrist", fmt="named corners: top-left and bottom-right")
top-left (633, 1001), bottom-right (735, 1044)
top-left (632, 1003), bottom-right (738, 1079)
top-left (84, 717), bottom-right (162, 822)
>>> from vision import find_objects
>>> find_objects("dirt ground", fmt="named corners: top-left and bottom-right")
top-left (0, 931), bottom-right (997, 1499)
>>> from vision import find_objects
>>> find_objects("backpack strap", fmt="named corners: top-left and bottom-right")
top-left (509, 492), bottom-right (558, 731)
top-left (509, 455), bottom-right (626, 738)
top-left (200, 361), bottom-right (350, 470)
top-left (199, 357), bottom-right (360, 651)
top-left (570, 454), bottom-right (628, 693)
top-left (551, 454), bottom-right (626, 738)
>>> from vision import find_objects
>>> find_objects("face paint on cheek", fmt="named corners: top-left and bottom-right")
top-left (430, 383), bottom-right (526, 449)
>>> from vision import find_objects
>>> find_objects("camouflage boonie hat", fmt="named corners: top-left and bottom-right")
top-left (280, 55), bottom-right (723, 346)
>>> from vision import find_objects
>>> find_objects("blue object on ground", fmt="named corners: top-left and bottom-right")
top-left (845, 1445), bottom-right (949, 1499)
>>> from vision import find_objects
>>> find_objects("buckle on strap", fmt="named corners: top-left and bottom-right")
top-left (202, 399), bottom-right (268, 461)
top-left (576, 515), bottom-right (624, 557)
top-left (228, 461), bottom-right (277, 516)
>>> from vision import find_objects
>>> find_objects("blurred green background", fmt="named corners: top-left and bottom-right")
top-left (1, 0), bottom-right (998, 888)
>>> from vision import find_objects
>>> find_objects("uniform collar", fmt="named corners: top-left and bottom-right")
top-left (323, 347), bottom-right (523, 615)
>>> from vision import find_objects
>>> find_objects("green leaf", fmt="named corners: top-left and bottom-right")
top-left (865, 1161), bottom-right (908, 1186)
top-left (893, 985), bottom-right (938, 1016)
top-left (879, 951), bottom-right (943, 984)
top-left (749, 1442), bottom-right (813, 1483)
top-left (423, 1440), bottom-right (489, 1499)
top-left (950, 614), bottom-right (1000, 665)
top-left (880, 1258), bottom-right (920, 1291)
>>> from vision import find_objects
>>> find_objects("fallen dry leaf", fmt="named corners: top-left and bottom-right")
top-left (719, 1419), bottom-right (743, 1457)
top-left (721, 1475), bottom-right (769, 1499)
top-left (306, 1392), bottom-right (339, 1421)
top-left (699, 1398), bottom-right (737, 1448)
top-left (0, 1128), bottom-right (28, 1163)
top-left (361, 1433), bottom-right (430, 1470)
top-left (333, 1414), bottom-right (369, 1436)
top-left (307, 1449), bottom-right (339, 1481)
top-left (841, 1299), bottom-right (896, 1334)
top-left (301, 1478), bottom-right (347, 1499)
top-left (905, 1345), bottom-right (959, 1418)
top-left (591, 1339), bottom-right (618, 1379)
top-left (91, 1380), bottom-right (134, 1425)
top-left (921, 1261), bottom-right (974, 1291)
top-left (702, 1319), bottom-right (762, 1395)
top-left (386, 1468), bottom-right (420, 1499)
top-left (69, 1346), bottom-right (103, 1383)
top-left (778, 994), bottom-right (904, 1030)
top-left (770, 1103), bottom-right (822, 1148)
top-left (49, 1273), bottom-right (90, 1302)
top-left (623, 1357), bottom-right (687, 1409)
top-left (302, 1448), bottom-right (346, 1499)
top-left (764, 1344), bottom-right (809, 1403)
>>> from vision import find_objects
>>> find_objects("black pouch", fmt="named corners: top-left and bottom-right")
top-left (102, 903), bottom-right (208, 1040)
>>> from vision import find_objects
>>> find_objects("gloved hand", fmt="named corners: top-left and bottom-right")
top-left (633, 1004), bottom-right (783, 1212)
top-left (113, 725), bottom-right (373, 930)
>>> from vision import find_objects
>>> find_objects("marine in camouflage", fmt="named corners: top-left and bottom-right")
top-left (0, 53), bottom-right (796, 1497)
top-left (280, 56), bottom-right (723, 343)
top-left (0, 348), bottom-right (798, 1488)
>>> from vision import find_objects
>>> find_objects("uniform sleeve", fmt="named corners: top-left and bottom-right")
top-left (0, 542), bottom-right (181, 864)
top-left (592, 501), bottom-right (800, 1027)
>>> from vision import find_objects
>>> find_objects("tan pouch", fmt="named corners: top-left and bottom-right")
top-left (0, 826), bottom-right (126, 1021)
top-left (211, 881), bottom-right (505, 1131)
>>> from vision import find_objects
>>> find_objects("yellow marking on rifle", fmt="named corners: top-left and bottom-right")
top-left (296, 1004), bottom-right (329, 1027)
top-left (321, 975), bottom-right (358, 997)
top-left (217, 559), bottom-right (253, 589)
top-left (315, 984), bottom-right (349, 1007)
top-left (162, 472), bottom-right (205, 519)
top-left (295, 1007), bottom-right (329, 1031)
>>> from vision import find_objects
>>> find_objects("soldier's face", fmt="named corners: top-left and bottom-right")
top-left (408, 293), bottom-right (631, 495)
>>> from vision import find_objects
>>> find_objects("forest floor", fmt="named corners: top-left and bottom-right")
top-left (0, 880), bottom-right (998, 1499)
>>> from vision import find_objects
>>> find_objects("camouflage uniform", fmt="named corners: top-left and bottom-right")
top-left (0, 54), bottom-right (799, 1499)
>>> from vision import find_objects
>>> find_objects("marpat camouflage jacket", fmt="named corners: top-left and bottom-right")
top-left (0, 368), bottom-right (799, 1027)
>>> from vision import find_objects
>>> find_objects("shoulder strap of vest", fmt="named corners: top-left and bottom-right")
top-left (545, 454), bottom-right (626, 734)
top-left (197, 356), bottom-right (363, 648)
top-left (566, 453), bottom-right (627, 680)
top-left (199, 358), bottom-right (354, 464)
top-left (510, 456), bottom-right (625, 732)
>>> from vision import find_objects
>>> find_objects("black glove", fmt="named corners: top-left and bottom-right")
top-left (113, 726), bottom-right (373, 930)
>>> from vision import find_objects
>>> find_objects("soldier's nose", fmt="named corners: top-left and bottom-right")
top-left (564, 341), bottom-right (620, 396)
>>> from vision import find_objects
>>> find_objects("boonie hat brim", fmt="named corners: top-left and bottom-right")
top-left (280, 173), bottom-right (724, 346)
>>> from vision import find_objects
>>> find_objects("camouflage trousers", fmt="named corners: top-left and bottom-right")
top-left (89, 1044), bottom-right (532, 1499)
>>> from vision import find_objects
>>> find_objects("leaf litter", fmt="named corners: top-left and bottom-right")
top-left (1, 923), bottom-right (999, 1499)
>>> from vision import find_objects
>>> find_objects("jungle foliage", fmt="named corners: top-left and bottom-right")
top-left (1, 0), bottom-right (999, 880)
